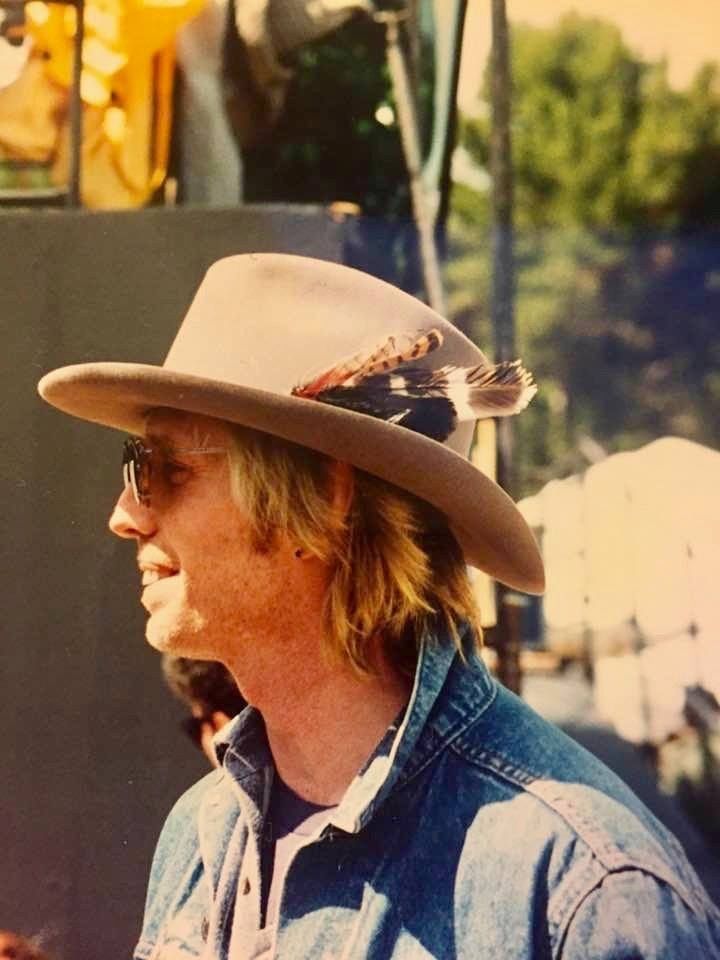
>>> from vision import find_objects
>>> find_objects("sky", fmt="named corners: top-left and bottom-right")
top-left (458, 0), bottom-right (720, 111)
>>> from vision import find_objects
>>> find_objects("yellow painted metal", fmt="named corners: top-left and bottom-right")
top-left (21, 0), bottom-right (205, 206)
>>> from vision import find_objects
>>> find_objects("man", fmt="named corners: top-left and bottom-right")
top-left (39, 254), bottom-right (720, 958)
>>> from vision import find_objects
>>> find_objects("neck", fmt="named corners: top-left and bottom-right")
top-left (226, 627), bottom-right (413, 806)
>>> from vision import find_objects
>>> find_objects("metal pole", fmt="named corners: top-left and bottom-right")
top-left (67, 0), bottom-right (85, 207)
top-left (377, 10), bottom-right (446, 313)
top-left (490, 0), bottom-right (514, 366)
top-left (489, 0), bottom-right (522, 694)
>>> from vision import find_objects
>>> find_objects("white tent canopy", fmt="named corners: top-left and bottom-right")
top-left (519, 437), bottom-right (720, 742)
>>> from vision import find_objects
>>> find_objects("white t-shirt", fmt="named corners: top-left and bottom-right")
top-left (231, 776), bottom-right (336, 960)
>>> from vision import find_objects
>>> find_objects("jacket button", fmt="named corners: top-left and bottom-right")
top-left (242, 877), bottom-right (251, 895)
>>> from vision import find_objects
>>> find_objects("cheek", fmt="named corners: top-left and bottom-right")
top-left (171, 501), bottom-right (292, 609)
top-left (177, 513), bottom-right (247, 572)
top-left (181, 530), bottom-right (262, 601)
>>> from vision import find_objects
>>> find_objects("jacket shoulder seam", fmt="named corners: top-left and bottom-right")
top-left (448, 736), bottom-right (700, 909)
top-left (551, 865), bottom-right (717, 959)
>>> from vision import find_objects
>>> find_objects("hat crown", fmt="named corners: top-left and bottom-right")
top-left (163, 253), bottom-right (484, 457)
top-left (165, 253), bottom-right (483, 395)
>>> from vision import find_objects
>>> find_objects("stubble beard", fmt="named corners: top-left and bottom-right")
top-left (144, 598), bottom-right (212, 658)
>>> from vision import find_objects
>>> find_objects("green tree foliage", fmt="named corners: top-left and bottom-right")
top-left (448, 14), bottom-right (720, 495)
top-left (241, 12), bottom-right (436, 290)
top-left (507, 15), bottom-right (642, 227)
top-left (243, 14), bottom-right (409, 217)
top-left (626, 62), bottom-right (720, 225)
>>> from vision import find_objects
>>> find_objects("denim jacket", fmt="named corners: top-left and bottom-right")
top-left (135, 627), bottom-right (720, 959)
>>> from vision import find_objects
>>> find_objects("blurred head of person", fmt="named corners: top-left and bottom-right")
top-left (0, 931), bottom-right (51, 960)
top-left (161, 654), bottom-right (246, 766)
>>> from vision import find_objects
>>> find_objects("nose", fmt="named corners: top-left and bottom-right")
top-left (108, 483), bottom-right (157, 539)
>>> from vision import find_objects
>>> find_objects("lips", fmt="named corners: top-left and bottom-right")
top-left (141, 567), bottom-right (178, 587)
top-left (138, 548), bottom-right (180, 588)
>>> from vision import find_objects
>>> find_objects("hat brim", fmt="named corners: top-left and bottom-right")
top-left (38, 361), bottom-right (545, 594)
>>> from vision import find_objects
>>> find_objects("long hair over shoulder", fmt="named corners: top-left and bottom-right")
top-left (227, 425), bottom-right (481, 675)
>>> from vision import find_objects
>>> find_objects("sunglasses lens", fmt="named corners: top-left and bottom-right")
top-left (122, 437), bottom-right (151, 505)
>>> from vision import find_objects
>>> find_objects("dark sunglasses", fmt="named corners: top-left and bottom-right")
top-left (122, 436), bottom-right (153, 507)
top-left (121, 435), bottom-right (227, 507)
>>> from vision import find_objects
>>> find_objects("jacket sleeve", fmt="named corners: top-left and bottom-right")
top-left (560, 868), bottom-right (720, 959)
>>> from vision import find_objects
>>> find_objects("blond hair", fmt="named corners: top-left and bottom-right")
top-left (228, 425), bottom-right (481, 674)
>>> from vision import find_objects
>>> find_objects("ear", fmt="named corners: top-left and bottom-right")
top-left (327, 460), bottom-right (354, 522)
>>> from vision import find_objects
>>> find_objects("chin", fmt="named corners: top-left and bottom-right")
top-left (144, 610), bottom-right (215, 659)
top-left (144, 621), bottom-right (180, 655)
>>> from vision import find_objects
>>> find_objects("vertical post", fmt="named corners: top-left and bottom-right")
top-left (378, 10), bottom-right (446, 313)
top-left (489, 0), bottom-right (522, 693)
top-left (67, 0), bottom-right (85, 207)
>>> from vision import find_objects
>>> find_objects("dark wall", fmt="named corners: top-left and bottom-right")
top-left (0, 207), bottom-right (347, 959)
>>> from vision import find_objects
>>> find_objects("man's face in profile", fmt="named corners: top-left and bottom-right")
top-left (107, 410), bottom-right (295, 664)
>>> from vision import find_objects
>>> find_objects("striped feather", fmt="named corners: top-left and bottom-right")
top-left (293, 329), bottom-right (443, 398)
top-left (292, 330), bottom-right (536, 442)
top-left (434, 359), bottom-right (537, 421)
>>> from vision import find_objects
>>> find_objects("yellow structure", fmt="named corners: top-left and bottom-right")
top-left (0, 0), bottom-right (205, 206)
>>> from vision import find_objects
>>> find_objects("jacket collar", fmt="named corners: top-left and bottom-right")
top-left (330, 621), bottom-right (496, 833)
top-left (213, 621), bottom-right (496, 836)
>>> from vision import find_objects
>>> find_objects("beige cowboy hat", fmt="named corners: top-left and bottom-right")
top-left (38, 253), bottom-right (544, 594)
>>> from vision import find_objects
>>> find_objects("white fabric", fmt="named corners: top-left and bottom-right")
top-left (230, 804), bottom-right (335, 960)
top-left (176, 0), bottom-right (243, 205)
top-left (233, 0), bottom-right (371, 114)
top-left (519, 436), bottom-right (720, 742)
